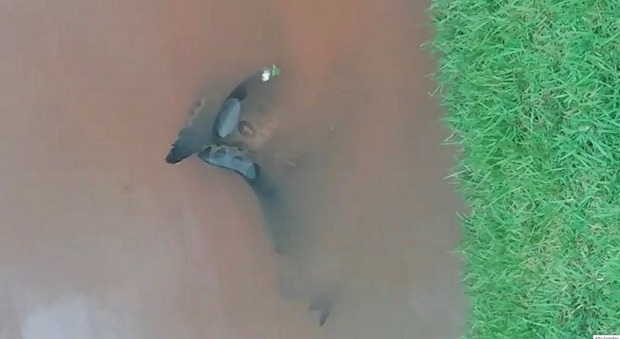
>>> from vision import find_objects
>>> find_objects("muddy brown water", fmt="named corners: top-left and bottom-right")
top-left (1, 0), bottom-right (466, 338)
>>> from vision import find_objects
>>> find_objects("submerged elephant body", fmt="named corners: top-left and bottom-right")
top-left (166, 65), bottom-right (334, 327)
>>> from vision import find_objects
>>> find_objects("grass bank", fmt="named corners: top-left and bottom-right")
top-left (429, 0), bottom-right (620, 337)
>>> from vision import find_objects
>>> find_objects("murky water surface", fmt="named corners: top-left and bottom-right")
top-left (1, 0), bottom-right (465, 337)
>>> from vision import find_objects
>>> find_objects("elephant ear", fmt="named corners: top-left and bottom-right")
top-left (212, 98), bottom-right (241, 139)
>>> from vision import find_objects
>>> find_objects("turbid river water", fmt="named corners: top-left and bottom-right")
top-left (0, 0), bottom-right (465, 337)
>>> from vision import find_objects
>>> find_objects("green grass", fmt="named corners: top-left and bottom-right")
top-left (428, 0), bottom-right (620, 337)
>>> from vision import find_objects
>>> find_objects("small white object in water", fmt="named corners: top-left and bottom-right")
top-left (261, 69), bottom-right (271, 82)
top-left (261, 64), bottom-right (280, 82)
